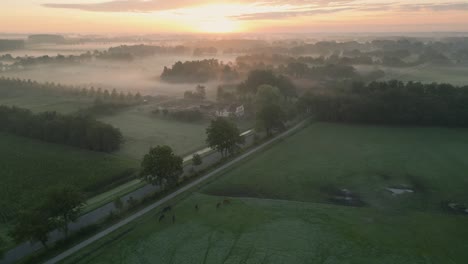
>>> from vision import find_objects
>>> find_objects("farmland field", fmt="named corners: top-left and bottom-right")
top-left (0, 93), bottom-right (93, 114)
top-left (356, 64), bottom-right (468, 86)
top-left (59, 123), bottom-right (468, 264)
top-left (0, 133), bottom-right (137, 249)
top-left (99, 105), bottom-right (254, 160)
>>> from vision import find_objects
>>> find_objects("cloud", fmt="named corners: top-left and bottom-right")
top-left (232, 7), bottom-right (354, 20)
top-left (42, 0), bottom-right (468, 21)
top-left (42, 0), bottom-right (198, 12)
top-left (399, 2), bottom-right (468, 12)
top-left (41, 0), bottom-right (356, 13)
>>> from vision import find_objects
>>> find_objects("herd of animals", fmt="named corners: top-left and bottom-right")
top-left (158, 199), bottom-right (232, 223)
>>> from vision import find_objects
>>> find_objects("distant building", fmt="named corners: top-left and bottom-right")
top-left (215, 104), bottom-right (244, 118)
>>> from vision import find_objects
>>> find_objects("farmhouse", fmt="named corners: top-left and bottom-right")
top-left (215, 104), bottom-right (244, 117)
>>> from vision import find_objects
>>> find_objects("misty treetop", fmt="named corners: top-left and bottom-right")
top-left (160, 59), bottom-right (239, 83)
top-left (0, 105), bottom-right (122, 152)
top-left (238, 69), bottom-right (297, 98)
top-left (299, 80), bottom-right (468, 127)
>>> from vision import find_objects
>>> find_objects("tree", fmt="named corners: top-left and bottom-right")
top-left (257, 103), bottom-right (285, 136)
top-left (114, 197), bottom-right (124, 213)
top-left (10, 209), bottom-right (54, 248)
top-left (195, 85), bottom-right (206, 99)
top-left (0, 237), bottom-right (4, 259)
top-left (192, 153), bottom-right (202, 166)
top-left (43, 186), bottom-right (85, 237)
top-left (256, 84), bottom-right (282, 108)
top-left (140, 145), bottom-right (183, 188)
top-left (239, 70), bottom-right (296, 98)
top-left (206, 118), bottom-right (244, 157)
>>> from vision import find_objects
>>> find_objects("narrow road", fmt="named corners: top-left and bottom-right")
top-left (44, 119), bottom-right (308, 264)
top-left (1, 130), bottom-right (255, 264)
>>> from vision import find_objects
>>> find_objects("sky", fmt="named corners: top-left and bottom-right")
top-left (1, 0), bottom-right (468, 34)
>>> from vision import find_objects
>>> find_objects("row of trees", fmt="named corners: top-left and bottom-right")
top-left (0, 77), bottom-right (144, 104)
top-left (140, 117), bottom-right (244, 189)
top-left (299, 80), bottom-right (468, 126)
top-left (0, 106), bottom-right (122, 152)
top-left (2, 45), bottom-right (191, 69)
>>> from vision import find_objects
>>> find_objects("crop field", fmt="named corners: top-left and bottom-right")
top-left (0, 133), bottom-right (137, 249)
top-left (356, 64), bottom-right (468, 86)
top-left (60, 123), bottom-right (468, 263)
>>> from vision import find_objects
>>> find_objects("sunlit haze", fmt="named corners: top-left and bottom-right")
top-left (1, 0), bottom-right (468, 34)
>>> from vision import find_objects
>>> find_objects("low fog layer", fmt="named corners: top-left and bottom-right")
top-left (0, 53), bottom-right (238, 98)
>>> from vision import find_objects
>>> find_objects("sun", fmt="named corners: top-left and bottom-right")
top-left (196, 18), bottom-right (239, 33)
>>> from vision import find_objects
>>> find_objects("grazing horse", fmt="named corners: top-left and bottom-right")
top-left (216, 202), bottom-right (221, 209)
top-left (163, 206), bottom-right (172, 213)
top-left (159, 214), bottom-right (165, 222)
top-left (223, 199), bottom-right (231, 205)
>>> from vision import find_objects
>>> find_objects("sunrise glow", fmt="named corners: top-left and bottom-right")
top-left (0, 1), bottom-right (468, 33)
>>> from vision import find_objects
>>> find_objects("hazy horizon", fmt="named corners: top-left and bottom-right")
top-left (2, 0), bottom-right (468, 34)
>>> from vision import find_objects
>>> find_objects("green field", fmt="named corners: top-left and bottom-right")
top-left (356, 64), bottom-right (468, 86)
top-left (98, 106), bottom-right (209, 160)
top-left (98, 105), bottom-right (253, 160)
top-left (0, 133), bottom-right (137, 249)
top-left (60, 123), bottom-right (468, 263)
top-left (0, 87), bottom-right (94, 114)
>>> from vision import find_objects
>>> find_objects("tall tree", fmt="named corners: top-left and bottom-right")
top-left (206, 118), bottom-right (244, 157)
top-left (43, 186), bottom-right (85, 237)
top-left (192, 153), bottom-right (203, 166)
top-left (140, 145), bottom-right (183, 188)
top-left (256, 84), bottom-right (282, 108)
top-left (257, 103), bottom-right (286, 136)
top-left (10, 209), bottom-right (54, 248)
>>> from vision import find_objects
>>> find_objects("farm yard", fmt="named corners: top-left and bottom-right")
top-left (59, 122), bottom-right (468, 264)
top-left (0, 133), bottom-right (137, 251)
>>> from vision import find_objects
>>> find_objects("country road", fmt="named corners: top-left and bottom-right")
top-left (44, 119), bottom-right (308, 264)
top-left (0, 121), bottom-right (305, 264)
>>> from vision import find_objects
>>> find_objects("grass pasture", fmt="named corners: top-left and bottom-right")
top-left (0, 133), bottom-right (137, 250)
top-left (356, 64), bottom-right (468, 86)
top-left (0, 94), bottom-right (93, 114)
top-left (59, 123), bottom-right (468, 263)
top-left (97, 106), bottom-right (210, 160)
top-left (98, 105), bottom-right (253, 160)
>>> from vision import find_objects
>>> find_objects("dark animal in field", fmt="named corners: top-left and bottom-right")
top-left (223, 199), bottom-right (231, 205)
top-left (172, 214), bottom-right (176, 223)
top-left (163, 206), bottom-right (172, 213)
top-left (195, 204), bottom-right (199, 211)
top-left (159, 214), bottom-right (165, 222)
top-left (216, 202), bottom-right (221, 209)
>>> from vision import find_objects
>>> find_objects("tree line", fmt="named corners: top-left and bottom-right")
top-left (299, 80), bottom-right (468, 127)
top-left (0, 106), bottom-right (122, 152)
top-left (0, 77), bottom-right (143, 103)
top-left (160, 59), bottom-right (239, 83)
